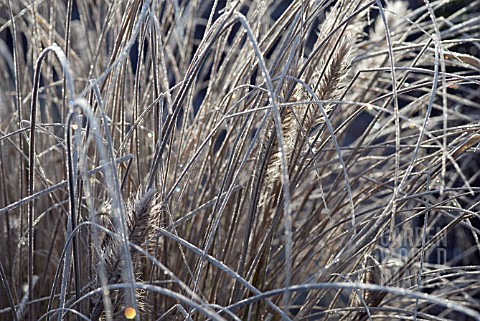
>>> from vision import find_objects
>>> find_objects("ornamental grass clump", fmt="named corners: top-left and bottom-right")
top-left (0, 0), bottom-right (480, 320)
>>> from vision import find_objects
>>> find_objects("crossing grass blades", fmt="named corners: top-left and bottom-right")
top-left (1, 0), bottom-right (480, 320)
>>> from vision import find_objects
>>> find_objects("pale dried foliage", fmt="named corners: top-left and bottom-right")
top-left (1, 0), bottom-right (480, 320)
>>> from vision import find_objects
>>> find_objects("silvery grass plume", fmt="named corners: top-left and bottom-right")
top-left (91, 188), bottom-right (157, 320)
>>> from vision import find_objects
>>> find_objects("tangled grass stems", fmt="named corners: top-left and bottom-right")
top-left (1, 0), bottom-right (480, 320)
